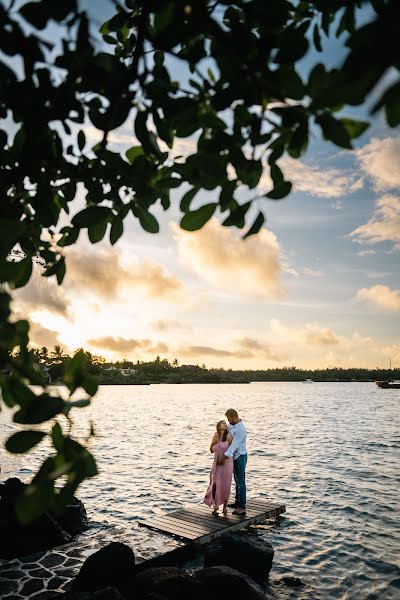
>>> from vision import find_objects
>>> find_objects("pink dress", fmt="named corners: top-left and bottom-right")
top-left (203, 439), bottom-right (234, 510)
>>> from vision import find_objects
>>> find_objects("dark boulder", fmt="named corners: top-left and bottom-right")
top-left (0, 478), bottom-right (91, 559)
top-left (204, 533), bottom-right (274, 580)
top-left (135, 566), bottom-right (201, 600)
top-left (194, 566), bottom-right (268, 600)
top-left (68, 542), bottom-right (135, 596)
top-left (0, 478), bottom-right (71, 559)
top-left (53, 498), bottom-right (88, 536)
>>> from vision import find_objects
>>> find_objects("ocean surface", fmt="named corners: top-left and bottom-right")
top-left (1, 382), bottom-right (399, 599)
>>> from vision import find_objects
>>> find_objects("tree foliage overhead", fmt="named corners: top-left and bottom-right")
top-left (0, 0), bottom-right (399, 520)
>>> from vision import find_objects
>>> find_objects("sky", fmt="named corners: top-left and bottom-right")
top-left (10, 1), bottom-right (400, 370)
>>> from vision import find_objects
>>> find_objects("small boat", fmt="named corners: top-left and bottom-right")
top-left (302, 379), bottom-right (314, 384)
top-left (376, 381), bottom-right (400, 389)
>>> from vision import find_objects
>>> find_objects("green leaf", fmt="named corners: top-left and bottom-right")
top-left (78, 130), bottom-right (86, 151)
top-left (58, 226), bottom-right (79, 247)
top-left (270, 163), bottom-right (284, 185)
top-left (243, 212), bottom-right (265, 239)
top-left (340, 118), bottom-right (369, 139)
top-left (16, 480), bottom-right (55, 523)
top-left (19, 2), bottom-right (48, 29)
top-left (51, 422), bottom-right (64, 451)
top-left (82, 375), bottom-right (98, 396)
top-left (266, 181), bottom-right (292, 200)
top-left (64, 350), bottom-right (87, 392)
top-left (134, 111), bottom-right (161, 157)
top-left (313, 23), bottom-right (322, 52)
top-left (222, 201), bottom-right (251, 229)
top-left (371, 81), bottom-right (400, 127)
top-left (67, 397), bottom-right (91, 409)
top-left (72, 207), bottom-right (112, 228)
top-left (180, 186), bottom-right (199, 213)
top-left (43, 257), bottom-right (66, 285)
top-left (219, 180), bottom-right (237, 211)
top-left (14, 258), bottom-right (33, 288)
top-left (126, 146), bottom-right (145, 163)
top-left (6, 430), bottom-right (46, 454)
top-left (13, 394), bottom-right (65, 424)
top-left (133, 206), bottom-right (159, 233)
top-left (88, 220), bottom-right (108, 244)
top-left (180, 203), bottom-right (217, 231)
top-left (110, 216), bottom-right (124, 245)
top-left (317, 114), bottom-right (352, 149)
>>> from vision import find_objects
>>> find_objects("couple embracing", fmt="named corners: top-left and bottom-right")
top-left (203, 408), bottom-right (247, 516)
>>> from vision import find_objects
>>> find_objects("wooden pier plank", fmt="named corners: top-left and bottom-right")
top-left (139, 498), bottom-right (286, 543)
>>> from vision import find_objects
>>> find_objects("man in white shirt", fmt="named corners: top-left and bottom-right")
top-left (217, 408), bottom-right (247, 515)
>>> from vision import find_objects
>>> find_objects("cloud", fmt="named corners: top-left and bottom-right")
top-left (28, 321), bottom-right (63, 350)
top-left (174, 219), bottom-right (283, 299)
top-left (181, 345), bottom-right (235, 358)
top-left (350, 195), bottom-right (400, 251)
top-left (152, 319), bottom-right (191, 332)
top-left (356, 285), bottom-right (400, 311)
top-left (65, 247), bottom-right (184, 301)
top-left (13, 270), bottom-right (69, 316)
top-left (302, 267), bottom-right (323, 277)
top-left (355, 136), bottom-right (400, 190)
top-left (87, 336), bottom-right (169, 355)
top-left (235, 337), bottom-right (281, 361)
top-left (178, 337), bottom-right (281, 362)
top-left (302, 325), bottom-right (340, 346)
top-left (356, 250), bottom-right (376, 256)
top-left (260, 158), bottom-right (364, 199)
top-left (270, 319), bottom-right (340, 347)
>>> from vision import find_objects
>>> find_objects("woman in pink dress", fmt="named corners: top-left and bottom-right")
top-left (203, 420), bottom-right (234, 515)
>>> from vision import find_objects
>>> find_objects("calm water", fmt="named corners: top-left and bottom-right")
top-left (1, 382), bottom-right (399, 599)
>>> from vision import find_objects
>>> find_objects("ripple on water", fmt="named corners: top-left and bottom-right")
top-left (1, 382), bottom-right (399, 599)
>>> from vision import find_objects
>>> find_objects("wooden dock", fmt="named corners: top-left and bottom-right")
top-left (139, 499), bottom-right (286, 544)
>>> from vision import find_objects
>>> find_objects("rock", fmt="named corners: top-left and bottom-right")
top-left (0, 568), bottom-right (25, 579)
top-left (20, 577), bottom-right (45, 596)
top-left (278, 575), bottom-right (304, 587)
top-left (40, 554), bottom-right (68, 568)
top-left (194, 566), bottom-right (268, 600)
top-left (0, 478), bottom-right (72, 559)
top-left (135, 566), bottom-right (201, 600)
top-left (204, 533), bottom-right (274, 580)
top-left (47, 576), bottom-right (69, 591)
top-left (59, 588), bottom-right (125, 600)
top-left (68, 542), bottom-right (135, 596)
top-left (0, 578), bottom-right (19, 597)
top-left (53, 498), bottom-right (89, 536)
top-left (30, 567), bottom-right (53, 579)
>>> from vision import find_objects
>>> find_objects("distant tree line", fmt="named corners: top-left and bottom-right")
top-left (22, 347), bottom-right (400, 385)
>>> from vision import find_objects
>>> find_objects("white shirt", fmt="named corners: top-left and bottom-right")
top-left (224, 420), bottom-right (247, 460)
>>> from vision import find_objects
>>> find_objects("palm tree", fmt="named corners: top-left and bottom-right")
top-left (51, 345), bottom-right (65, 363)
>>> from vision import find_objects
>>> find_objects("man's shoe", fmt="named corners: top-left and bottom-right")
top-left (232, 508), bottom-right (246, 515)
top-left (227, 503), bottom-right (238, 508)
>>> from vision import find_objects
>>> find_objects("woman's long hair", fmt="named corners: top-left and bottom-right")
top-left (216, 420), bottom-right (228, 442)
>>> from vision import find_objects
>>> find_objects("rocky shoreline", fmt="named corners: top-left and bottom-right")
top-left (1, 478), bottom-right (303, 599)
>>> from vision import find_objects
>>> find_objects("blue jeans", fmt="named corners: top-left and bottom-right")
top-left (233, 453), bottom-right (247, 508)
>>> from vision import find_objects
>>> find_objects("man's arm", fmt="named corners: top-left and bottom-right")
top-left (224, 425), bottom-right (245, 459)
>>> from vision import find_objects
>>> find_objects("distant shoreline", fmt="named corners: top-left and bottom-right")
top-left (86, 379), bottom-right (382, 385)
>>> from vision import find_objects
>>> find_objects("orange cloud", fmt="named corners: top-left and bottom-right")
top-left (63, 246), bottom-right (185, 302)
top-left (174, 219), bottom-right (283, 299)
top-left (87, 336), bottom-right (169, 355)
top-left (270, 158), bottom-right (364, 198)
top-left (356, 285), bottom-right (400, 311)
top-left (355, 136), bottom-right (400, 191)
top-left (350, 195), bottom-right (400, 251)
